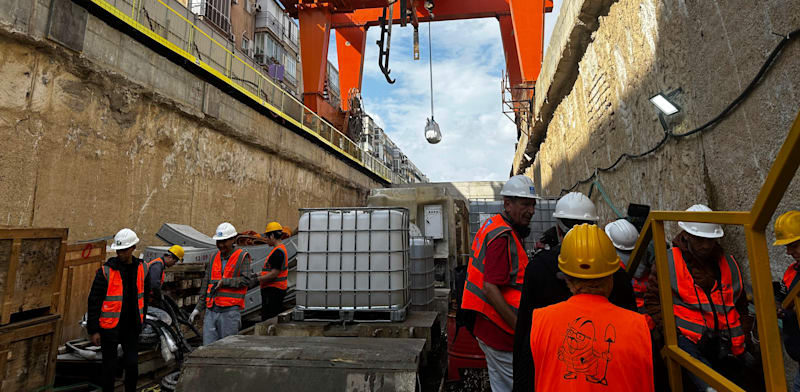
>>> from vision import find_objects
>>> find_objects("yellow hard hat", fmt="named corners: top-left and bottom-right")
top-left (265, 221), bottom-right (283, 233)
top-left (168, 244), bottom-right (184, 260)
top-left (774, 211), bottom-right (800, 246)
top-left (558, 224), bottom-right (621, 279)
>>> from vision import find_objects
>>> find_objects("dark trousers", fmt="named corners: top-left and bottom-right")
top-left (100, 329), bottom-right (139, 392)
top-left (260, 287), bottom-right (286, 321)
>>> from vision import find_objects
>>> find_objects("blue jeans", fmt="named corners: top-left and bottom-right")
top-left (476, 338), bottom-right (513, 392)
top-left (677, 335), bottom-right (713, 391)
top-left (202, 308), bottom-right (241, 345)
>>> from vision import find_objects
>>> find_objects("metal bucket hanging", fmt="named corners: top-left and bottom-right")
top-left (425, 117), bottom-right (441, 144)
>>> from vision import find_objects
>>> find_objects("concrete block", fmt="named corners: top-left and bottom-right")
top-left (46, 0), bottom-right (87, 52)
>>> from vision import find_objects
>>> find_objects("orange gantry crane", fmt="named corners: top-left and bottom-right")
top-left (278, 0), bottom-right (553, 126)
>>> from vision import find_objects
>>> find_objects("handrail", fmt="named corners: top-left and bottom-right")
top-left (625, 108), bottom-right (800, 392)
top-left (80, 0), bottom-right (403, 184)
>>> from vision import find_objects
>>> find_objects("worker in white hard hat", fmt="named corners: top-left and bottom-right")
top-left (190, 222), bottom-right (253, 345)
top-left (513, 192), bottom-right (637, 392)
top-left (87, 228), bottom-right (150, 392)
top-left (644, 204), bottom-right (759, 391)
top-left (461, 174), bottom-right (536, 391)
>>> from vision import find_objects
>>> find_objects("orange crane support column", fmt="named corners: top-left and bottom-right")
top-left (335, 26), bottom-right (367, 111)
top-left (509, 0), bottom-right (545, 98)
top-left (298, 5), bottom-right (332, 112)
top-left (498, 15), bottom-right (524, 107)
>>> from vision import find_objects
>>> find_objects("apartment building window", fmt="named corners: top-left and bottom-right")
top-left (242, 36), bottom-right (250, 56)
top-left (284, 53), bottom-right (296, 83)
top-left (254, 32), bottom-right (281, 64)
top-left (190, 0), bottom-right (230, 33)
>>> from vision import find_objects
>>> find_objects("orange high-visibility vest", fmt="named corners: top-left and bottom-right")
top-left (260, 243), bottom-right (288, 290)
top-left (146, 257), bottom-right (165, 285)
top-left (530, 294), bottom-right (654, 391)
top-left (632, 275), bottom-right (655, 330)
top-left (99, 262), bottom-right (146, 329)
top-left (461, 214), bottom-right (528, 334)
top-left (668, 247), bottom-right (745, 356)
top-left (206, 249), bottom-right (247, 309)
top-left (783, 263), bottom-right (800, 293)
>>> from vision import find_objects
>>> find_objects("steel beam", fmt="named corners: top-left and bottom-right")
top-left (329, 0), bottom-right (513, 28)
top-left (335, 26), bottom-right (367, 110)
top-left (299, 5), bottom-right (332, 112)
top-left (509, 0), bottom-right (545, 83)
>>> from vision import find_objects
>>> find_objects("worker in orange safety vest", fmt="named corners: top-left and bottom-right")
top-left (258, 221), bottom-right (289, 321)
top-left (461, 175), bottom-right (536, 392)
top-left (87, 228), bottom-right (150, 392)
top-left (530, 224), bottom-right (653, 391)
top-left (774, 210), bottom-right (800, 391)
top-left (145, 244), bottom-right (184, 303)
top-left (190, 222), bottom-right (252, 345)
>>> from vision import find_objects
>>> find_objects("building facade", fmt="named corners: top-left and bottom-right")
top-left (253, 0), bottom-right (301, 97)
top-left (359, 115), bottom-right (428, 184)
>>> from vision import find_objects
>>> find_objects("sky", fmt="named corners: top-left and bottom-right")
top-left (328, 4), bottom-right (563, 182)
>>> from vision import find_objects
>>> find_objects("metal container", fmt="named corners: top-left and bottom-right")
top-left (468, 198), bottom-right (559, 253)
top-left (295, 207), bottom-right (410, 312)
top-left (409, 237), bottom-right (435, 310)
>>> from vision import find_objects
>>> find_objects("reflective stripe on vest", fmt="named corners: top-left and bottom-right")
top-left (783, 263), bottom-right (800, 294)
top-left (667, 247), bottom-right (745, 355)
top-left (260, 243), bottom-right (288, 290)
top-left (461, 213), bottom-right (529, 334)
top-left (146, 257), bottom-right (165, 285)
top-left (99, 262), bottom-right (146, 329)
top-left (206, 249), bottom-right (247, 309)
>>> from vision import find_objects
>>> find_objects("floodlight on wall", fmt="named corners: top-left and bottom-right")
top-left (649, 93), bottom-right (681, 116)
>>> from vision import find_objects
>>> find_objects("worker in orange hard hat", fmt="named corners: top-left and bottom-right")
top-left (773, 211), bottom-right (800, 391)
top-left (529, 224), bottom-right (653, 391)
top-left (257, 221), bottom-right (289, 321)
top-left (146, 244), bottom-right (184, 303)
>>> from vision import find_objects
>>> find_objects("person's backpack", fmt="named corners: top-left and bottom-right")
top-left (452, 264), bottom-right (476, 341)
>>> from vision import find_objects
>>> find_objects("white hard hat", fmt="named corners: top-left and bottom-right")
top-left (678, 204), bottom-right (724, 238)
top-left (552, 192), bottom-right (599, 221)
top-left (500, 175), bottom-right (538, 199)
top-left (605, 219), bottom-right (639, 251)
top-left (212, 222), bottom-right (238, 240)
top-left (110, 228), bottom-right (140, 250)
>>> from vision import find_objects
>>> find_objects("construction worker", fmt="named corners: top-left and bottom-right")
top-left (87, 228), bottom-right (150, 392)
top-left (644, 204), bottom-right (756, 391)
top-left (461, 175), bottom-right (537, 392)
top-left (530, 224), bottom-right (654, 391)
top-left (189, 222), bottom-right (252, 345)
top-left (146, 244), bottom-right (183, 303)
top-left (257, 221), bottom-right (289, 321)
top-left (605, 219), bottom-right (654, 328)
top-left (513, 192), bottom-right (636, 392)
top-left (773, 211), bottom-right (800, 391)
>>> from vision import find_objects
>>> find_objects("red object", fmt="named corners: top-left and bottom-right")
top-left (447, 314), bottom-right (486, 382)
top-left (461, 214), bottom-right (528, 334)
top-left (99, 263), bottom-right (146, 329)
top-left (783, 262), bottom-right (800, 292)
top-left (260, 244), bottom-right (289, 290)
top-left (530, 294), bottom-right (654, 391)
top-left (206, 249), bottom-right (248, 309)
top-left (669, 247), bottom-right (746, 356)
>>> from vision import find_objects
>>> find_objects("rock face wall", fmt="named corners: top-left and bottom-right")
top-left (0, 3), bottom-right (379, 244)
top-left (516, 0), bottom-right (800, 280)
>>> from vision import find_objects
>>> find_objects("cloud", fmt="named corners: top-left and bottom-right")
top-left (327, 5), bottom-right (563, 182)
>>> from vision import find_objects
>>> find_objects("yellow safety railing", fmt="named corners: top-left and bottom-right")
top-left (625, 108), bottom-right (800, 391)
top-left (80, 0), bottom-right (401, 184)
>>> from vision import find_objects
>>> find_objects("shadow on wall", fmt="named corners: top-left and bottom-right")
top-left (529, 0), bottom-right (800, 387)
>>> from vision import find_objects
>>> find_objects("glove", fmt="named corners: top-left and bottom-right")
top-left (189, 309), bottom-right (200, 323)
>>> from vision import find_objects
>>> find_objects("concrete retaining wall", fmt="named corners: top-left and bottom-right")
top-left (0, 0), bottom-right (379, 243)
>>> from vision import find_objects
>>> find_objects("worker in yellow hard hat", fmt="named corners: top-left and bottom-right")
top-left (146, 244), bottom-right (184, 303)
top-left (257, 222), bottom-right (289, 321)
top-left (773, 211), bottom-right (800, 391)
top-left (529, 224), bottom-right (654, 391)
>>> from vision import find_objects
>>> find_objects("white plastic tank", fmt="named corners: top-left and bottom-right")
top-left (409, 237), bottom-right (435, 310)
top-left (296, 207), bottom-right (410, 310)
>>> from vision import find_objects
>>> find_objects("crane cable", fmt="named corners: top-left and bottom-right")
top-left (428, 20), bottom-right (435, 120)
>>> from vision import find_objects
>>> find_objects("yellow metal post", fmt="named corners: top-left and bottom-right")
top-left (651, 220), bottom-right (683, 392)
top-left (625, 218), bottom-right (652, 276)
top-left (745, 225), bottom-right (788, 391)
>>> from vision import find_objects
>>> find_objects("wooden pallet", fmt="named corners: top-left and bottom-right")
top-left (59, 241), bottom-right (106, 345)
top-left (0, 228), bottom-right (68, 325)
top-left (292, 304), bottom-right (408, 323)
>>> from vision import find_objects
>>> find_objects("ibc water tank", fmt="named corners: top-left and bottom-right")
top-left (296, 207), bottom-right (410, 311)
top-left (409, 236), bottom-right (435, 310)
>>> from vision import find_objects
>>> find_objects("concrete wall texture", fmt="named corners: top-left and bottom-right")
top-left (514, 0), bottom-right (800, 283)
top-left (0, 0), bottom-right (379, 244)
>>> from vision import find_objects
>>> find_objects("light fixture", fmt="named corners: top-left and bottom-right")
top-left (649, 93), bottom-right (680, 116)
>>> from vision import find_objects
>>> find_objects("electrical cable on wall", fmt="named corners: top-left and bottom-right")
top-left (559, 27), bottom-right (800, 195)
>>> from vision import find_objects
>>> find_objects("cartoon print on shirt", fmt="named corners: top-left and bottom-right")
top-left (557, 317), bottom-right (617, 385)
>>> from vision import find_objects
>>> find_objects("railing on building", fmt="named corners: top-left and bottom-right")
top-left (624, 109), bottom-right (800, 391)
top-left (189, 0), bottom-right (230, 34)
top-left (86, 0), bottom-right (402, 184)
